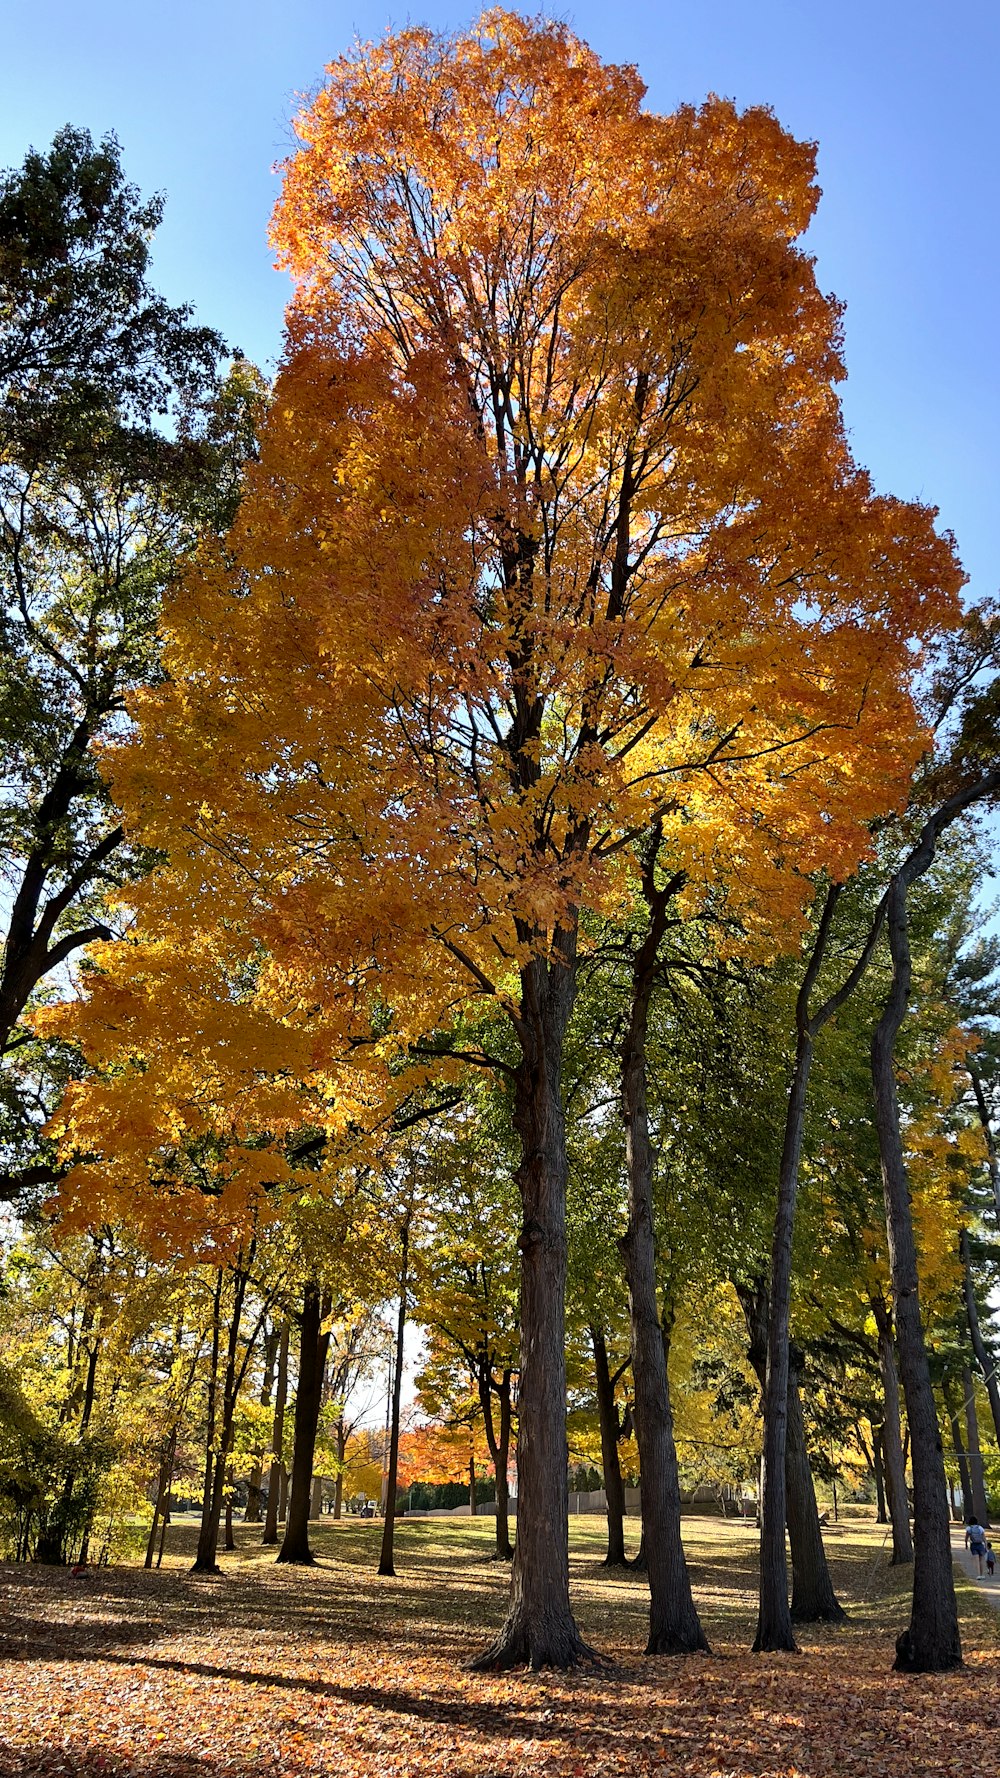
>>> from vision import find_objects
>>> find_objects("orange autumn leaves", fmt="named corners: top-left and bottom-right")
top-left (42, 11), bottom-right (963, 1234)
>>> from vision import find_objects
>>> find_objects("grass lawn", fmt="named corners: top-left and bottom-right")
top-left (1, 1513), bottom-right (998, 1776)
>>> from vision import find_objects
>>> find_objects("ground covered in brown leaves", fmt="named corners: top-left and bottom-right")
top-left (1, 1515), bottom-right (998, 1777)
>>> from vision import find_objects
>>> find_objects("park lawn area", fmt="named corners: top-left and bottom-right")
top-left (1, 1515), bottom-right (999, 1777)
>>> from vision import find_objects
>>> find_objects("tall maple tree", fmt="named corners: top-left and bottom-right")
top-left (53, 14), bottom-right (962, 1667)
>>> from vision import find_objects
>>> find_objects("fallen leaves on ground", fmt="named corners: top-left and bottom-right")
top-left (1, 1517), bottom-right (998, 1778)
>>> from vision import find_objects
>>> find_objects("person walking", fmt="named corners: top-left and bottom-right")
top-left (965, 1517), bottom-right (989, 1576)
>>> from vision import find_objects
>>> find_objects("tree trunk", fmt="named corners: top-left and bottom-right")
top-left (872, 872), bottom-right (961, 1672)
top-left (224, 1491), bottom-right (235, 1553)
top-left (942, 1375), bottom-right (974, 1520)
top-left (961, 1229), bottom-right (1000, 1449)
top-left (469, 1454), bottom-right (477, 1516)
top-left (378, 1217), bottom-right (409, 1577)
top-left (278, 1283), bottom-right (329, 1565)
top-left (193, 1270), bottom-right (225, 1575)
top-left (479, 1363), bottom-right (515, 1560)
top-left (619, 863), bottom-right (708, 1657)
top-left (871, 1298), bottom-right (913, 1564)
top-left (311, 1476), bottom-right (324, 1519)
top-left (740, 1284), bottom-right (843, 1625)
top-left (591, 1326), bottom-right (627, 1568)
top-left (263, 1321), bottom-right (289, 1545)
top-left (786, 1355), bottom-right (845, 1622)
top-left (473, 946), bottom-right (589, 1670)
top-left (246, 1324), bottom-right (279, 1522)
top-left (334, 1419), bottom-right (346, 1521)
top-left (145, 1427), bottom-right (176, 1570)
top-left (873, 1428), bottom-right (888, 1525)
top-left (962, 1365), bottom-right (990, 1527)
top-left (969, 1065), bottom-right (1000, 1226)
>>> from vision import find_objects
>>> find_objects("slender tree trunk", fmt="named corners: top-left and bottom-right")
top-left (145, 1427), bottom-right (177, 1570)
top-left (378, 1217), bottom-right (409, 1577)
top-left (872, 872), bottom-right (961, 1672)
top-left (942, 1375), bottom-right (973, 1519)
top-left (962, 1365), bottom-right (990, 1527)
top-left (470, 1454), bottom-right (478, 1516)
top-left (224, 1488), bottom-right (235, 1553)
top-left (246, 1325), bottom-right (279, 1522)
top-left (473, 946), bottom-right (589, 1670)
top-left (873, 1429), bottom-right (888, 1525)
top-left (619, 862), bottom-right (708, 1656)
top-left (263, 1321), bottom-right (289, 1545)
top-left (278, 1284), bottom-right (329, 1565)
top-left (591, 1327), bottom-right (627, 1568)
top-left (193, 1270), bottom-right (225, 1574)
top-left (969, 1065), bottom-right (1000, 1225)
top-left (871, 1299), bottom-right (913, 1564)
top-left (786, 1354), bottom-right (845, 1622)
top-left (740, 1285), bottom-right (843, 1623)
top-left (479, 1365), bottom-right (514, 1560)
top-left (334, 1420), bottom-right (346, 1521)
top-left (193, 1254), bottom-right (259, 1575)
top-left (961, 1230), bottom-right (1000, 1448)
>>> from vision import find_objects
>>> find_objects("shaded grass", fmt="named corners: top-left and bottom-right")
top-left (1, 1514), bottom-right (998, 1777)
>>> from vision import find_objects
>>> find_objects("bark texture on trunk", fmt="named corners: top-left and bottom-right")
top-left (786, 1355), bottom-right (845, 1623)
top-left (263, 1321), bottom-right (289, 1546)
top-left (872, 871), bottom-right (961, 1673)
top-left (378, 1218), bottom-right (409, 1578)
top-left (591, 1327), bottom-right (627, 1568)
top-left (618, 845), bottom-right (708, 1657)
top-left (474, 946), bottom-right (588, 1670)
top-left (278, 1284), bottom-right (330, 1565)
top-left (871, 1298), bottom-right (913, 1565)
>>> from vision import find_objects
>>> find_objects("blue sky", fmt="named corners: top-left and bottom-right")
top-left (4, 2), bottom-right (998, 605)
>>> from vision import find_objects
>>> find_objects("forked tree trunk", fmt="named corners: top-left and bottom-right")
top-left (872, 871), bottom-right (961, 1673)
top-left (145, 1427), bottom-right (177, 1570)
top-left (740, 1285), bottom-right (843, 1625)
top-left (473, 946), bottom-right (589, 1670)
top-left (619, 853), bottom-right (708, 1657)
top-left (871, 1299), bottom-right (913, 1564)
top-left (278, 1284), bottom-right (330, 1565)
top-left (591, 1327), bottom-right (627, 1568)
top-left (378, 1217), bottom-right (410, 1578)
top-left (786, 1356), bottom-right (845, 1623)
top-left (263, 1321), bottom-right (289, 1545)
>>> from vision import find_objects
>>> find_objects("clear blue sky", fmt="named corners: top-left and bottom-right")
top-left (4, 2), bottom-right (997, 603)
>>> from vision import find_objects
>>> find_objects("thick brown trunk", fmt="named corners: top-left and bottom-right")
top-left (378, 1219), bottom-right (409, 1577)
top-left (872, 872), bottom-right (961, 1672)
top-left (872, 1299), bottom-right (913, 1564)
top-left (473, 946), bottom-right (588, 1669)
top-left (591, 1327), bottom-right (627, 1568)
top-left (278, 1284), bottom-right (329, 1565)
top-left (263, 1321), bottom-right (289, 1545)
top-left (786, 1356), bottom-right (845, 1623)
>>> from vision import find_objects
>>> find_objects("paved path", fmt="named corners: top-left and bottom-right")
top-left (952, 1528), bottom-right (1000, 1605)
